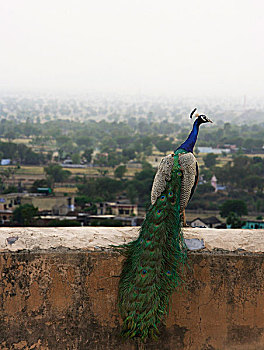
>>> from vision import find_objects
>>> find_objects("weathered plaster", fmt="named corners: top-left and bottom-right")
top-left (1, 227), bottom-right (264, 252)
top-left (1, 227), bottom-right (264, 349)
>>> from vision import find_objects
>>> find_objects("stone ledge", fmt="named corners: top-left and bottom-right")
top-left (1, 227), bottom-right (264, 349)
top-left (0, 226), bottom-right (264, 253)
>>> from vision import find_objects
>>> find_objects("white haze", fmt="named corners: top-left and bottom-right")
top-left (0, 0), bottom-right (264, 97)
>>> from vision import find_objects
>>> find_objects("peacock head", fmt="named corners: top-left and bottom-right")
top-left (190, 108), bottom-right (213, 124)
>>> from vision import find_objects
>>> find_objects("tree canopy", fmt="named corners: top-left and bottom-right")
top-left (203, 153), bottom-right (218, 168)
top-left (114, 165), bottom-right (127, 179)
top-left (44, 164), bottom-right (71, 185)
top-left (12, 204), bottom-right (38, 226)
top-left (220, 200), bottom-right (248, 218)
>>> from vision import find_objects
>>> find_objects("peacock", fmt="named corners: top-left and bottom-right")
top-left (118, 108), bottom-right (213, 341)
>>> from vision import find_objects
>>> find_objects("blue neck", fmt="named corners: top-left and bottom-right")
top-left (176, 119), bottom-right (200, 153)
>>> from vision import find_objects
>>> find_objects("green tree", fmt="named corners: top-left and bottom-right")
top-left (75, 195), bottom-right (91, 209)
top-left (97, 169), bottom-right (109, 177)
top-left (220, 200), bottom-right (248, 218)
top-left (127, 164), bottom-right (155, 205)
top-left (12, 204), bottom-right (38, 226)
top-left (241, 175), bottom-right (264, 192)
top-left (127, 183), bottom-right (137, 204)
top-left (114, 165), bottom-right (127, 179)
top-left (4, 130), bottom-right (16, 141)
top-left (56, 135), bottom-right (71, 146)
top-left (122, 148), bottom-right (136, 160)
top-left (44, 164), bottom-right (71, 186)
top-left (75, 196), bottom-right (97, 214)
top-left (95, 153), bottom-right (108, 167)
top-left (2, 185), bottom-right (18, 194)
top-left (82, 148), bottom-right (93, 163)
top-left (226, 212), bottom-right (245, 228)
top-left (200, 168), bottom-right (213, 182)
top-left (31, 179), bottom-right (50, 192)
top-left (60, 141), bottom-right (76, 155)
top-left (100, 136), bottom-right (117, 151)
top-left (203, 153), bottom-right (218, 168)
top-left (0, 167), bottom-right (17, 191)
top-left (77, 177), bottom-right (122, 201)
top-left (141, 136), bottom-right (152, 149)
top-left (196, 183), bottom-right (215, 194)
top-left (107, 151), bottom-right (124, 167)
top-left (76, 135), bottom-right (93, 148)
top-left (72, 153), bottom-right (80, 164)
top-left (155, 139), bottom-right (173, 155)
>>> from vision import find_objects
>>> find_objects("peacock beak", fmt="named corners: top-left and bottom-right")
top-left (207, 118), bottom-right (213, 123)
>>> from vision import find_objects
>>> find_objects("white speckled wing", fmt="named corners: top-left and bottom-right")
top-left (178, 152), bottom-right (198, 212)
top-left (151, 154), bottom-right (175, 205)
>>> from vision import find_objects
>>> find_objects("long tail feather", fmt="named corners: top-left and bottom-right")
top-left (118, 153), bottom-right (187, 341)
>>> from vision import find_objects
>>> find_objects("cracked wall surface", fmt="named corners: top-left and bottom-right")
top-left (1, 228), bottom-right (264, 349)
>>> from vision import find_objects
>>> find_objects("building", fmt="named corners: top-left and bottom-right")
top-left (0, 209), bottom-right (13, 224)
top-left (242, 220), bottom-right (264, 229)
top-left (87, 215), bottom-right (143, 226)
top-left (0, 194), bottom-right (21, 211)
top-left (96, 201), bottom-right (138, 216)
top-left (0, 193), bottom-right (75, 217)
top-left (127, 160), bottom-right (143, 169)
top-left (211, 175), bottom-right (217, 192)
top-left (1, 159), bottom-right (11, 165)
top-left (86, 201), bottom-right (143, 226)
top-left (148, 155), bottom-right (164, 168)
top-left (210, 175), bottom-right (226, 192)
top-left (190, 216), bottom-right (222, 228)
top-left (197, 147), bottom-right (231, 154)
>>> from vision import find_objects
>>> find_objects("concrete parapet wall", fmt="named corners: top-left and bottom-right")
top-left (1, 227), bottom-right (264, 349)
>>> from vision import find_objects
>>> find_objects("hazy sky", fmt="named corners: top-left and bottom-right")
top-left (1, 0), bottom-right (264, 97)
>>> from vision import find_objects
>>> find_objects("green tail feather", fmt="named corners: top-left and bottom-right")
top-left (118, 151), bottom-right (188, 341)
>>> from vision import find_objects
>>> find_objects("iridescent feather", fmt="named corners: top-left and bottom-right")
top-left (118, 111), bottom-right (213, 341)
top-left (118, 149), bottom-right (188, 341)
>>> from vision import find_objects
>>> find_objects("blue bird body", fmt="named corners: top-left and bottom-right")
top-left (177, 118), bottom-right (201, 153)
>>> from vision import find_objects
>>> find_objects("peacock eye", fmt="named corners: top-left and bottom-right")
top-left (168, 191), bottom-right (173, 197)
top-left (157, 209), bottom-right (161, 215)
top-left (160, 195), bottom-right (165, 201)
top-left (141, 269), bottom-right (147, 277)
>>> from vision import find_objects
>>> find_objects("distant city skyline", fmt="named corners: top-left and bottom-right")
top-left (1, 0), bottom-right (264, 98)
